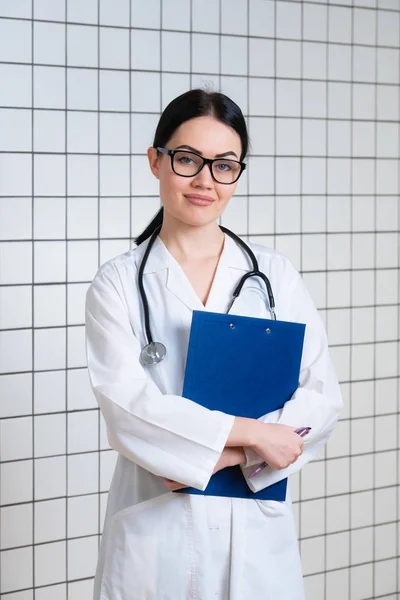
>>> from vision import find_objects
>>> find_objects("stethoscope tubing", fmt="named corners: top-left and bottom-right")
top-left (137, 225), bottom-right (163, 348)
top-left (138, 225), bottom-right (276, 363)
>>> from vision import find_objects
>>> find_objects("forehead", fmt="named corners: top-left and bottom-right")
top-left (169, 116), bottom-right (242, 154)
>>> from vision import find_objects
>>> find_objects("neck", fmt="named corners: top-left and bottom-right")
top-left (159, 211), bottom-right (225, 261)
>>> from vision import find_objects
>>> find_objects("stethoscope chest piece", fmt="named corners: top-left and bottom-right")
top-left (140, 342), bottom-right (167, 365)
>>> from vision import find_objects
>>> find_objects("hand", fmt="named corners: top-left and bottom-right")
top-left (213, 446), bottom-right (246, 471)
top-left (251, 422), bottom-right (304, 470)
top-left (163, 447), bottom-right (246, 491)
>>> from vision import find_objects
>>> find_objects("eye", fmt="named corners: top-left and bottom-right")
top-left (175, 152), bottom-right (202, 166)
top-left (179, 156), bottom-right (193, 165)
top-left (215, 162), bottom-right (233, 171)
top-left (178, 155), bottom-right (194, 165)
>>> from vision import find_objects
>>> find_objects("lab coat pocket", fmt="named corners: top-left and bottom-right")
top-left (255, 499), bottom-right (297, 555)
top-left (240, 500), bottom-right (304, 600)
top-left (100, 492), bottom-right (193, 600)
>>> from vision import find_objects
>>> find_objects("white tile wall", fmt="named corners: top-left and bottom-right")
top-left (0, 0), bottom-right (399, 597)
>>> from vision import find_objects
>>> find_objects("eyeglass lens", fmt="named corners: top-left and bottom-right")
top-left (172, 151), bottom-right (241, 184)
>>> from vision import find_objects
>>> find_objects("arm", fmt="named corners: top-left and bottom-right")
top-left (240, 264), bottom-right (343, 493)
top-left (164, 446), bottom-right (246, 490)
top-left (85, 265), bottom-right (236, 491)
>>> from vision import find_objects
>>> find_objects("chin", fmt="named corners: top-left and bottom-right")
top-left (170, 206), bottom-right (220, 228)
top-left (189, 209), bottom-right (222, 226)
top-left (183, 216), bottom-right (217, 228)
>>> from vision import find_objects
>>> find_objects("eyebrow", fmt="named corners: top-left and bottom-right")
top-left (174, 144), bottom-right (239, 159)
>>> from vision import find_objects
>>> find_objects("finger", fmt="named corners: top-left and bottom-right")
top-left (164, 479), bottom-right (187, 491)
top-left (165, 481), bottom-right (179, 490)
top-left (164, 479), bottom-right (176, 489)
top-left (170, 483), bottom-right (187, 490)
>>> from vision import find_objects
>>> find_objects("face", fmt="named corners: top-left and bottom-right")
top-left (147, 116), bottom-right (243, 228)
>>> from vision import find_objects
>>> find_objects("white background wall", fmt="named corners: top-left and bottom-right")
top-left (0, 0), bottom-right (399, 598)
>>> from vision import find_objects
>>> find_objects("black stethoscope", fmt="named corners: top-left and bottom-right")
top-left (139, 225), bottom-right (276, 366)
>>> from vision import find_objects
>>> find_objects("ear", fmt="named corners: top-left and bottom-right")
top-left (147, 146), bottom-right (160, 180)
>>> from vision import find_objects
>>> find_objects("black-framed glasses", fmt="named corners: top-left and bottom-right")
top-left (156, 146), bottom-right (246, 185)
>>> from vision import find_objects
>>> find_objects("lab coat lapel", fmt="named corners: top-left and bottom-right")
top-left (138, 235), bottom-right (204, 312)
top-left (156, 237), bottom-right (206, 312)
top-left (165, 264), bottom-right (205, 312)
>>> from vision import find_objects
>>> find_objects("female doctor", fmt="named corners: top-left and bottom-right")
top-left (85, 88), bottom-right (342, 600)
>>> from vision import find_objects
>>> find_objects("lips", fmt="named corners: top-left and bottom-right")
top-left (184, 194), bottom-right (215, 206)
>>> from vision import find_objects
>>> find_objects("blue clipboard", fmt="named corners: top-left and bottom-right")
top-left (175, 310), bottom-right (305, 501)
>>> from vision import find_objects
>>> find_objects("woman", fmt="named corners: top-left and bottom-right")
top-left (85, 89), bottom-right (342, 600)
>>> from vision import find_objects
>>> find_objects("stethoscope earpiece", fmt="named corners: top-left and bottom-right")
top-left (138, 226), bottom-right (276, 366)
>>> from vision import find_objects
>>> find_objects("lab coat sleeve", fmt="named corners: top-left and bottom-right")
top-left (85, 265), bottom-right (235, 491)
top-left (240, 264), bottom-right (343, 494)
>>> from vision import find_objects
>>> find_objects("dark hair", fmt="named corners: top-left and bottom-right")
top-left (135, 88), bottom-right (249, 246)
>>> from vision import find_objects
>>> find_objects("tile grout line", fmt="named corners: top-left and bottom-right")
top-left (64, 0), bottom-right (69, 593)
top-left (347, 2), bottom-right (354, 596)
top-left (96, 0), bottom-right (101, 567)
top-left (31, 0), bottom-right (35, 594)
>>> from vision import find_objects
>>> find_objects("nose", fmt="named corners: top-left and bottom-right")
top-left (191, 163), bottom-right (214, 188)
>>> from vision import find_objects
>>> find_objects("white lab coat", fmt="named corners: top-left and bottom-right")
top-left (85, 232), bottom-right (342, 600)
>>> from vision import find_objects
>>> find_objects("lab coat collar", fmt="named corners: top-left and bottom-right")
top-left (135, 235), bottom-right (168, 275)
top-left (136, 231), bottom-right (253, 313)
